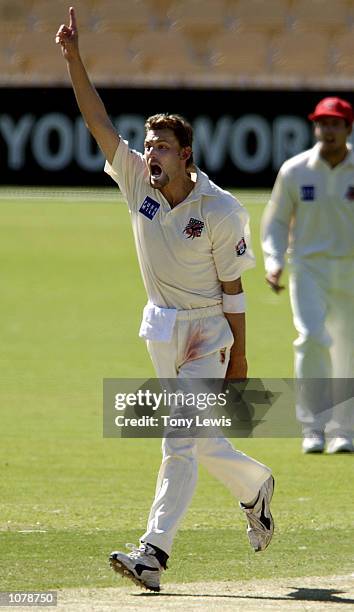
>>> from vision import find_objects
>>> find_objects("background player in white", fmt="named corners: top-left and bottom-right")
top-left (262, 97), bottom-right (354, 455)
top-left (56, 7), bottom-right (274, 592)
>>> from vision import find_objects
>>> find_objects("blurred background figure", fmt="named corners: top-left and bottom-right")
top-left (262, 96), bottom-right (354, 454)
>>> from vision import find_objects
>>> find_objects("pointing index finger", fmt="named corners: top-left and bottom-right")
top-left (69, 6), bottom-right (77, 30)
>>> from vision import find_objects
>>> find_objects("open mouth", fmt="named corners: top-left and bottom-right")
top-left (150, 163), bottom-right (163, 180)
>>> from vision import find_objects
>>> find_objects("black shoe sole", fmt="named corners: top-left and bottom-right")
top-left (109, 557), bottom-right (160, 593)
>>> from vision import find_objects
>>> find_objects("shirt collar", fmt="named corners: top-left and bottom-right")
top-left (344, 144), bottom-right (354, 167)
top-left (183, 167), bottom-right (218, 203)
top-left (307, 142), bottom-right (354, 169)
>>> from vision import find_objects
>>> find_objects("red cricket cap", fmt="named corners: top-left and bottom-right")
top-left (308, 97), bottom-right (354, 124)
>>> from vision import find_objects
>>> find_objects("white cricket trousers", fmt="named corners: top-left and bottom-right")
top-left (289, 257), bottom-right (354, 437)
top-left (140, 305), bottom-right (271, 555)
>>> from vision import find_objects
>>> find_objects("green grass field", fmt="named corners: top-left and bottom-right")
top-left (0, 188), bottom-right (353, 592)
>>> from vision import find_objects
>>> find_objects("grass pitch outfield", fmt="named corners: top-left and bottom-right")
top-left (0, 188), bottom-right (353, 604)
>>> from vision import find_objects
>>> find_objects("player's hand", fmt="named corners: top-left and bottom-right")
top-left (225, 354), bottom-right (248, 381)
top-left (265, 269), bottom-right (285, 294)
top-left (55, 6), bottom-right (79, 61)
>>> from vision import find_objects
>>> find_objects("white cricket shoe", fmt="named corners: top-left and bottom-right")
top-left (109, 543), bottom-right (163, 592)
top-left (302, 432), bottom-right (325, 454)
top-left (327, 436), bottom-right (354, 454)
top-left (240, 475), bottom-right (274, 552)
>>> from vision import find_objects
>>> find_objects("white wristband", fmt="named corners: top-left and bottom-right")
top-left (222, 292), bottom-right (246, 313)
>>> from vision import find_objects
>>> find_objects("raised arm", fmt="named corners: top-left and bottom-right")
top-left (56, 6), bottom-right (119, 164)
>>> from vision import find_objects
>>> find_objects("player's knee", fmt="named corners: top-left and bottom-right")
top-left (162, 436), bottom-right (196, 459)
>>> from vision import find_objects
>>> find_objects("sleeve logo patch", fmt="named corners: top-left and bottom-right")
top-left (183, 217), bottom-right (205, 239)
top-left (235, 237), bottom-right (247, 256)
top-left (139, 196), bottom-right (160, 220)
top-left (301, 185), bottom-right (315, 201)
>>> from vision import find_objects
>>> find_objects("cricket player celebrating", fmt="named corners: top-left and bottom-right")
top-left (57, 7), bottom-right (274, 592)
top-left (262, 97), bottom-right (354, 455)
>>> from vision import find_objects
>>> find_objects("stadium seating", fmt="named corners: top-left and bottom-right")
top-left (144, 0), bottom-right (176, 25)
top-left (333, 31), bottom-right (354, 77)
top-left (31, 0), bottom-right (94, 32)
top-left (94, 0), bottom-right (154, 35)
top-left (2, 0), bottom-right (354, 87)
top-left (79, 32), bottom-right (144, 83)
top-left (271, 31), bottom-right (331, 81)
top-left (0, 36), bottom-right (24, 81)
top-left (209, 31), bottom-right (269, 78)
top-left (11, 31), bottom-right (70, 83)
top-left (167, 0), bottom-right (227, 41)
top-left (226, 0), bottom-right (290, 35)
top-left (130, 30), bottom-right (207, 81)
top-left (290, 0), bottom-right (350, 35)
top-left (0, 0), bottom-right (33, 32)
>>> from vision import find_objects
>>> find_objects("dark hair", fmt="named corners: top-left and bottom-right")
top-left (145, 113), bottom-right (194, 168)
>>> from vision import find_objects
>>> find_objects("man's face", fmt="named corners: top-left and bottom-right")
top-left (144, 128), bottom-right (191, 189)
top-left (314, 116), bottom-right (351, 155)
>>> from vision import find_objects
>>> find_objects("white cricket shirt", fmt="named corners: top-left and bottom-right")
top-left (262, 143), bottom-right (354, 273)
top-left (105, 138), bottom-right (255, 309)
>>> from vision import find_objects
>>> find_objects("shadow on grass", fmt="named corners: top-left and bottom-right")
top-left (136, 587), bottom-right (354, 605)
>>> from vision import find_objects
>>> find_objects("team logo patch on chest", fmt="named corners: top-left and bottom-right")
top-left (301, 185), bottom-right (315, 201)
top-left (139, 196), bottom-right (160, 220)
top-left (183, 217), bottom-right (205, 239)
top-left (235, 237), bottom-right (247, 256)
top-left (345, 185), bottom-right (354, 200)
